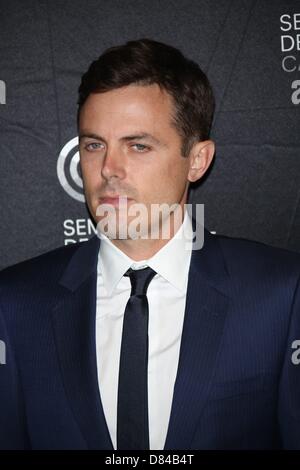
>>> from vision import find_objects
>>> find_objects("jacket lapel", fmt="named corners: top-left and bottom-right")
top-left (51, 236), bottom-right (113, 450)
top-left (51, 219), bottom-right (230, 450)
top-left (164, 223), bottom-right (230, 450)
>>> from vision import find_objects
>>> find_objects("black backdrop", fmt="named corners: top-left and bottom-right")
top-left (0, 0), bottom-right (299, 270)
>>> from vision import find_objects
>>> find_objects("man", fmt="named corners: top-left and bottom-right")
top-left (0, 38), bottom-right (300, 450)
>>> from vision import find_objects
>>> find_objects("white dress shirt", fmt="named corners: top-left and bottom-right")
top-left (95, 210), bottom-right (193, 450)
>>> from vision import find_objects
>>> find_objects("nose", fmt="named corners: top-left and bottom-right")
top-left (101, 146), bottom-right (126, 181)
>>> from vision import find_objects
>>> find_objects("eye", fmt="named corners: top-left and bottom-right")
top-left (84, 142), bottom-right (104, 151)
top-left (131, 143), bottom-right (151, 152)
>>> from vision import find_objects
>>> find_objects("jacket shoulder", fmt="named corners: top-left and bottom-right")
top-left (0, 241), bottom-right (88, 290)
top-left (212, 231), bottom-right (300, 279)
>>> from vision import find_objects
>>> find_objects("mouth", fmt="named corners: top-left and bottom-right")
top-left (99, 195), bottom-right (133, 207)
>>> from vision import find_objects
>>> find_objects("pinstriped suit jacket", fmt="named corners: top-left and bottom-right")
top-left (0, 225), bottom-right (300, 449)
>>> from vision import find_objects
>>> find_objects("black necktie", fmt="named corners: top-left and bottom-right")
top-left (117, 266), bottom-right (157, 450)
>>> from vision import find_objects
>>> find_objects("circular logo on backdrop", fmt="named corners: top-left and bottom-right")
top-left (57, 137), bottom-right (85, 203)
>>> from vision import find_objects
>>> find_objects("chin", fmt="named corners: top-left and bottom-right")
top-left (96, 214), bottom-right (151, 241)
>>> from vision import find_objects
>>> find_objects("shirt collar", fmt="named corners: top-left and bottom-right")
top-left (97, 209), bottom-right (193, 296)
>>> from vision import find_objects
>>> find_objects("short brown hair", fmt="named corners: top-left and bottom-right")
top-left (77, 38), bottom-right (215, 157)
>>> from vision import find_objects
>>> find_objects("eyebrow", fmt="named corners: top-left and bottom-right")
top-left (79, 132), bottom-right (165, 147)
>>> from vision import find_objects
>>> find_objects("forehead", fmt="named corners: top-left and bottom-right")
top-left (79, 84), bottom-right (176, 136)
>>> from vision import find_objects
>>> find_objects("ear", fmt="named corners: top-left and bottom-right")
top-left (187, 140), bottom-right (215, 183)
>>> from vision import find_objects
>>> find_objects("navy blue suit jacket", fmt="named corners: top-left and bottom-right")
top-left (0, 226), bottom-right (300, 450)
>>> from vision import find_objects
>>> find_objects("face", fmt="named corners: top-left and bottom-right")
top-left (78, 84), bottom-right (210, 239)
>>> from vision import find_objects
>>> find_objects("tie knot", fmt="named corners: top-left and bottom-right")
top-left (124, 266), bottom-right (157, 296)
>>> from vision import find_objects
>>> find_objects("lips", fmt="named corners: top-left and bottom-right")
top-left (99, 195), bottom-right (132, 206)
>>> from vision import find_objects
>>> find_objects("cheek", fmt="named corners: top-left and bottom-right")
top-left (141, 164), bottom-right (185, 202)
top-left (80, 159), bottom-right (101, 185)
top-left (165, 159), bottom-right (189, 188)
